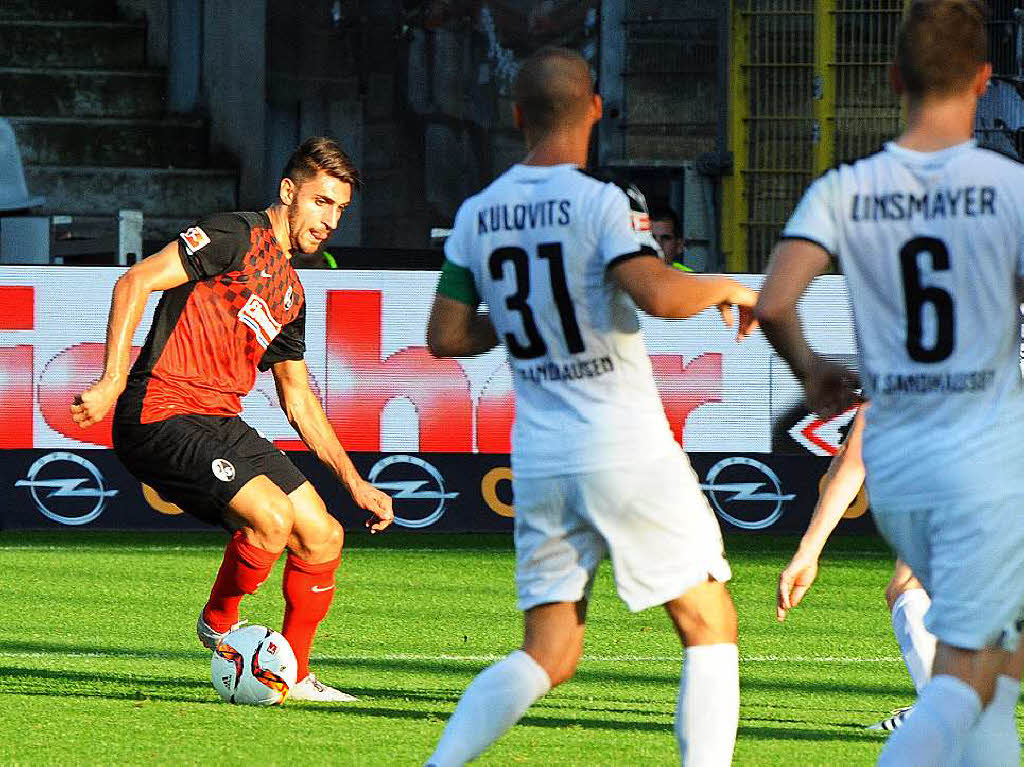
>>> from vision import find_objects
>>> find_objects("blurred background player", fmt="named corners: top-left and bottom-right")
top-left (776, 404), bottom-right (936, 731)
top-left (651, 206), bottom-right (694, 272)
top-left (70, 137), bottom-right (393, 702)
top-left (756, 2), bottom-right (1024, 764)
top-left (424, 47), bottom-right (758, 766)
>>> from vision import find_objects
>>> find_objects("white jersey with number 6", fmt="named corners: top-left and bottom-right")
top-left (784, 140), bottom-right (1024, 507)
top-left (445, 163), bottom-right (678, 479)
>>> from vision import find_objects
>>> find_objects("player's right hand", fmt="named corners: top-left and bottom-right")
top-left (70, 379), bottom-right (122, 428)
top-left (717, 281), bottom-right (759, 341)
top-left (777, 550), bottom-right (819, 622)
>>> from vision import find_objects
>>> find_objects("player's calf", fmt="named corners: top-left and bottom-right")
top-left (521, 601), bottom-right (587, 687)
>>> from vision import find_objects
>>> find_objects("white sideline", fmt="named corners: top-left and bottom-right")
top-left (0, 649), bottom-right (902, 664)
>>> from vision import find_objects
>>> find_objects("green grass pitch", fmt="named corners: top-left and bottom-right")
top-left (1, 531), bottom-right (1019, 765)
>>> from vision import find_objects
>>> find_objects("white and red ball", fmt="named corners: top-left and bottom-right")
top-left (211, 625), bottom-right (297, 705)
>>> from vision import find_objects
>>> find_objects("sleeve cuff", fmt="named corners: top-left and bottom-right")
top-left (606, 246), bottom-right (660, 272)
top-left (778, 235), bottom-right (837, 259)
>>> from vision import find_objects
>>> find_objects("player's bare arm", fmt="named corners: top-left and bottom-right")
top-left (609, 256), bottom-right (758, 339)
top-left (426, 294), bottom-right (499, 358)
top-left (70, 241), bottom-right (191, 428)
top-left (756, 239), bottom-right (859, 418)
top-left (777, 404), bottom-right (868, 622)
top-left (271, 358), bottom-right (394, 533)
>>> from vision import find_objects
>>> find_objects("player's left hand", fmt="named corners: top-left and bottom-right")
top-left (349, 480), bottom-right (394, 534)
top-left (777, 550), bottom-right (820, 622)
top-left (804, 357), bottom-right (859, 420)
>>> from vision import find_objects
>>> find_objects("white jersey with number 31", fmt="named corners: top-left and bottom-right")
top-left (445, 163), bottom-right (678, 479)
top-left (784, 140), bottom-right (1024, 506)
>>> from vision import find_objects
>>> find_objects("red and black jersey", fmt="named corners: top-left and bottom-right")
top-left (120, 211), bottom-right (306, 424)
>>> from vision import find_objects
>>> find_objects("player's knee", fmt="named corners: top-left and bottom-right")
top-left (884, 576), bottom-right (922, 611)
top-left (290, 509), bottom-right (344, 562)
top-left (311, 516), bottom-right (344, 560)
top-left (251, 496), bottom-right (294, 551)
top-left (884, 581), bottom-right (901, 611)
top-left (668, 586), bottom-right (738, 646)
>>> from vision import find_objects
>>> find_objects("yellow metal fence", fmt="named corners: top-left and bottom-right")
top-left (724, 0), bottom-right (904, 272)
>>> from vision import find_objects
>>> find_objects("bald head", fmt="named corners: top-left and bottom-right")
top-left (513, 47), bottom-right (595, 139)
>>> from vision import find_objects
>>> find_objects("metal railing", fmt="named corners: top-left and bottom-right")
top-left (725, 0), bottom-right (903, 272)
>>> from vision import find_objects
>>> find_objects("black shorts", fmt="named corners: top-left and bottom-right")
top-left (112, 411), bottom-right (308, 527)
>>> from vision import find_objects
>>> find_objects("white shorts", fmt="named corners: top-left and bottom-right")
top-left (513, 446), bottom-right (732, 613)
top-left (873, 498), bottom-right (1024, 651)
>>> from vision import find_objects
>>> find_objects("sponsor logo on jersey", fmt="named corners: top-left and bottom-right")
top-left (180, 226), bottom-right (211, 255)
top-left (284, 285), bottom-right (294, 311)
top-left (630, 211), bottom-right (651, 233)
top-left (211, 458), bottom-right (236, 482)
top-left (701, 457), bottom-right (795, 530)
top-left (237, 294), bottom-right (282, 348)
top-left (15, 452), bottom-right (118, 526)
top-left (368, 455), bottom-right (458, 529)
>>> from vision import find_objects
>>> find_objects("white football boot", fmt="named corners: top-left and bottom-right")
top-left (289, 673), bottom-right (358, 702)
top-left (867, 705), bottom-right (914, 731)
top-left (196, 613), bottom-right (247, 651)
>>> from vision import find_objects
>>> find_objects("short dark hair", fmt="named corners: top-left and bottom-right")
top-left (650, 206), bottom-right (681, 236)
top-left (283, 136), bottom-right (362, 191)
top-left (513, 47), bottom-right (594, 136)
top-left (896, 0), bottom-right (988, 98)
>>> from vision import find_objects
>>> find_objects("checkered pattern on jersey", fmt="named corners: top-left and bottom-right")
top-left (193, 226), bottom-right (304, 363)
top-left (245, 226), bottom-right (304, 324)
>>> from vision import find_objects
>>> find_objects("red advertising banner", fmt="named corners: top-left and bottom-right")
top-left (0, 267), bottom-right (858, 455)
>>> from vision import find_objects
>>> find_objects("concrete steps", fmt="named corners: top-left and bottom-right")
top-left (0, 67), bottom-right (166, 118)
top-left (2, 1), bottom-right (239, 262)
top-left (9, 117), bottom-right (208, 168)
top-left (26, 166), bottom-right (239, 219)
top-left (0, 0), bottom-right (117, 21)
top-left (0, 20), bottom-right (147, 69)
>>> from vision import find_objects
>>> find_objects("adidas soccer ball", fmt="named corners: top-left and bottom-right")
top-left (211, 625), bottom-right (297, 705)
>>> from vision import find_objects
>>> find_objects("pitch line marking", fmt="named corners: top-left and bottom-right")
top-left (0, 650), bottom-right (902, 664)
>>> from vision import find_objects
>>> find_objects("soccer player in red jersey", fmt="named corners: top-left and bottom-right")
top-left (70, 137), bottom-right (393, 702)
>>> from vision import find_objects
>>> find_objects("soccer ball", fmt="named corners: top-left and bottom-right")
top-left (211, 625), bottom-right (297, 705)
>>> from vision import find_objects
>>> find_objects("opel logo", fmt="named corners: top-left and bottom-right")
top-left (368, 455), bottom-right (458, 529)
top-left (15, 452), bottom-right (118, 526)
top-left (701, 457), bottom-right (795, 530)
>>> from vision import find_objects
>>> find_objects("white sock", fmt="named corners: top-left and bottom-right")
top-left (960, 675), bottom-right (1021, 767)
top-left (891, 588), bottom-right (936, 694)
top-left (426, 650), bottom-right (551, 767)
top-left (878, 675), bottom-right (982, 767)
top-left (676, 643), bottom-right (739, 767)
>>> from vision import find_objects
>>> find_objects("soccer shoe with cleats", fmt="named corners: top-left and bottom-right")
top-left (866, 705), bottom-right (913, 731)
top-left (289, 673), bottom-right (358, 702)
top-left (196, 613), bottom-right (247, 651)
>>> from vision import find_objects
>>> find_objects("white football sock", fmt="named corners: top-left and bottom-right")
top-left (878, 675), bottom-right (982, 767)
top-left (960, 675), bottom-right (1021, 767)
top-left (676, 643), bottom-right (739, 767)
top-left (891, 588), bottom-right (936, 694)
top-left (426, 650), bottom-right (551, 767)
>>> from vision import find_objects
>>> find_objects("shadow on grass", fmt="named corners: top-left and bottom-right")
top-left (0, 638), bottom-right (207, 662)
top-left (314, 655), bottom-right (908, 698)
top-left (300, 703), bottom-right (884, 744)
top-left (0, 665), bottom-right (214, 705)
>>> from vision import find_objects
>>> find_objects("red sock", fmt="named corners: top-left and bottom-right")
top-left (203, 530), bottom-right (282, 632)
top-left (281, 553), bottom-right (340, 681)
